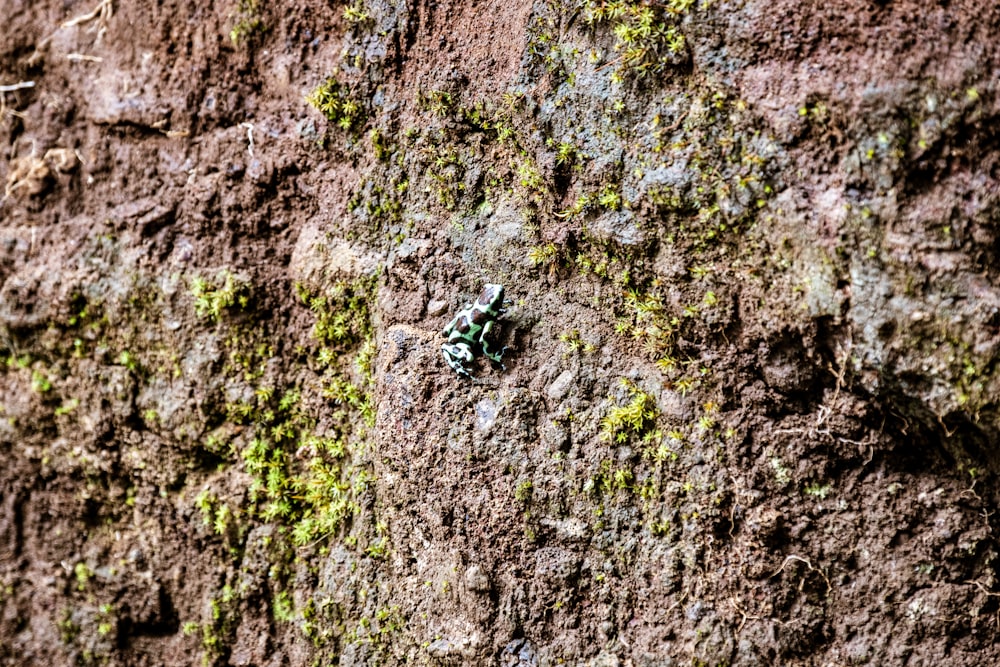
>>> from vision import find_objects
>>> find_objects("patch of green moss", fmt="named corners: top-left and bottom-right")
top-left (600, 378), bottom-right (659, 444)
top-left (307, 77), bottom-right (365, 132)
top-left (190, 271), bottom-right (252, 322)
top-left (213, 277), bottom-right (379, 551)
top-left (344, 173), bottom-right (410, 239)
top-left (73, 562), bottom-right (93, 591)
top-left (230, 0), bottom-right (266, 46)
top-left (581, 0), bottom-right (695, 79)
top-left (199, 585), bottom-right (239, 664)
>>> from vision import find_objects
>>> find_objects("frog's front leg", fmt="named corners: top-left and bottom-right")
top-left (441, 313), bottom-right (460, 338)
top-left (480, 320), bottom-right (507, 367)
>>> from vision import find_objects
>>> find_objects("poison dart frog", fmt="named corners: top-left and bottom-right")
top-left (441, 283), bottom-right (508, 378)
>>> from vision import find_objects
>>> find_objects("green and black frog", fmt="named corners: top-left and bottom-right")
top-left (441, 283), bottom-right (508, 378)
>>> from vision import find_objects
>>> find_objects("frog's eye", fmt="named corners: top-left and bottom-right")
top-left (456, 315), bottom-right (472, 334)
top-left (471, 309), bottom-right (489, 325)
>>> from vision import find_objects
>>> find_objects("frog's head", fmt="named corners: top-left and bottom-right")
top-left (477, 284), bottom-right (505, 312)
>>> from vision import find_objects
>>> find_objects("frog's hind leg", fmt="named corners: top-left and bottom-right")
top-left (442, 343), bottom-right (474, 378)
top-left (481, 321), bottom-right (507, 368)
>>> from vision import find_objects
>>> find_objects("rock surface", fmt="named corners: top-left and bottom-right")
top-left (2, 0), bottom-right (1000, 665)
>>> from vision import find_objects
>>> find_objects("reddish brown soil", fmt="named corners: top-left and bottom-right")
top-left (3, 1), bottom-right (1000, 666)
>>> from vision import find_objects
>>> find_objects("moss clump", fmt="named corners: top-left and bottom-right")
top-left (589, 459), bottom-right (636, 497)
top-left (230, 0), bottom-right (266, 46)
top-left (227, 277), bottom-right (378, 548)
top-left (616, 288), bottom-right (678, 369)
top-left (528, 242), bottom-right (559, 267)
top-left (514, 480), bottom-right (534, 503)
top-left (301, 279), bottom-right (374, 349)
top-left (582, 0), bottom-right (693, 78)
top-left (307, 77), bottom-right (364, 131)
top-left (190, 271), bottom-right (251, 322)
top-left (600, 378), bottom-right (659, 444)
top-left (342, 1), bottom-right (370, 23)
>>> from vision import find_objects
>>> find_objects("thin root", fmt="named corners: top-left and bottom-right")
top-left (770, 554), bottom-right (832, 595)
top-left (61, 0), bottom-right (114, 29)
top-left (4, 144), bottom-right (80, 199)
top-left (0, 81), bottom-right (35, 93)
top-left (241, 122), bottom-right (256, 158)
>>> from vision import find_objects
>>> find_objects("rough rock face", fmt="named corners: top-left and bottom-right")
top-left (3, 0), bottom-right (1000, 665)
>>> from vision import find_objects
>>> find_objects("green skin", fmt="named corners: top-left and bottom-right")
top-left (441, 284), bottom-right (507, 378)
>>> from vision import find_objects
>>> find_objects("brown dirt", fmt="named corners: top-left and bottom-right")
top-left (3, 0), bottom-right (1000, 666)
